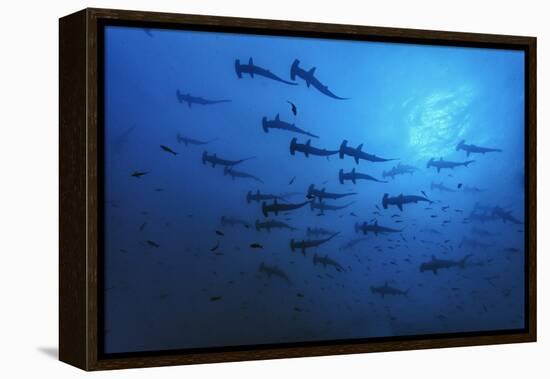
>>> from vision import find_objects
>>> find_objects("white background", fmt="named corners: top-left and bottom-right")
top-left (0, 0), bottom-right (547, 377)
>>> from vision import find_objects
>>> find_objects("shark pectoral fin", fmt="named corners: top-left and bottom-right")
top-left (437, 167), bottom-right (441, 173)
top-left (354, 156), bottom-right (359, 164)
top-left (398, 203), bottom-right (403, 211)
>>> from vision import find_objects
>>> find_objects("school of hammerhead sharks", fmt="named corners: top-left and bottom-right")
top-left (129, 52), bottom-right (523, 304)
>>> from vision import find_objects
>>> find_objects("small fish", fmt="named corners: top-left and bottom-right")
top-left (160, 145), bottom-right (177, 155)
top-left (210, 296), bottom-right (222, 302)
top-left (146, 240), bottom-right (159, 248)
top-left (289, 176), bottom-right (296, 185)
top-left (287, 100), bottom-right (297, 116)
top-left (350, 212), bottom-right (357, 217)
top-left (250, 243), bottom-right (263, 249)
top-left (430, 215), bottom-right (438, 218)
top-left (457, 183), bottom-right (463, 189)
top-left (139, 222), bottom-right (146, 231)
top-left (210, 242), bottom-right (220, 251)
top-left (154, 188), bottom-right (164, 192)
top-left (421, 190), bottom-right (428, 198)
top-left (296, 293), bottom-right (304, 298)
top-left (215, 230), bottom-right (224, 236)
top-left (131, 171), bottom-right (149, 178)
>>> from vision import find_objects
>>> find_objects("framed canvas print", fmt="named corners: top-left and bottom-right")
top-left (59, 8), bottom-right (536, 371)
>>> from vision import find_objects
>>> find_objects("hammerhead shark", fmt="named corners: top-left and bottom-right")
top-left (235, 57), bottom-right (297, 85)
top-left (202, 151), bottom-right (254, 168)
top-left (176, 90), bottom-right (231, 108)
top-left (307, 184), bottom-right (356, 200)
top-left (339, 168), bottom-right (387, 184)
top-left (492, 206), bottom-right (523, 224)
top-left (255, 219), bottom-right (297, 232)
top-left (382, 193), bottom-right (431, 211)
top-left (220, 216), bottom-right (250, 229)
top-left (290, 59), bottom-right (349, 100)
top-left (370, 281), bottom-right (410, 298)
top-left (246, 190), bottom-right (286, 204)
top-left (463, 185), bottom-right (485, 193)
top-left (262, 199), bottom-right (310, 217)
top-left (431, 181), bottom-right (456, 192)
top-left (262, 114), bottom-right (318, 138)
top-left (382, 162), bottom-right (418, 179)
top-left (313, 253), bottom-right (345, 272)
top-left (339, 140), bottom-right (397, 164)
top-left (311, 200), bottom-right (354, 214)
top-left (290, 232), bottom-right (340, 255)
top-left (289, 138), bottom-right (338, 158)
top-left (224, 166), bottom-right (263, 183)
top-left (354, 221), bottom-right (402, 235)
top-left (176, 133), bottom-right (215, 146)
top-left (259, 262), bottom-right (291, 283)
top-left (420, 255), bottom-right (472, 275)
top-left (456, 140), bottom-right (502, 157)
top-left (427, 157), bottom-right (475, 173)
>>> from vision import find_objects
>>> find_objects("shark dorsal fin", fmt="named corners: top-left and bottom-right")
top-left (357, 144), bottom-right (363, 152)
top-left (249, 57), bottom-right (253, 65)
top-left (306, 139), bottom-right (311, 147)
top-left (309, 67), bottom-right (316, 75)
top-left (439, 157), bottom-right (443, 161)
top-left (275, 113), bottom-right (280, 121)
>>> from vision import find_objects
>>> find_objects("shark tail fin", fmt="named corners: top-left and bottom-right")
top-left (246, 191), bottom-right (251, 204)
top-left (313, 253), bottom-right (318, 264)
top-left (255, 220), bottom-right (260, 231)
top-left (382, 193), bottom-right (389, 209)
top-left (338, 169), bottom-right (344, 185)
top-left (457, 140), bottom-right (465, 151)
top-left (261, 117), bottom-right (269, 133)
top-left (464, 160), bottom-right (475, 167)
top-left (234, 59), bottom-right (242, 78)
top-left (290, 239), bottom-right (295, 252)
top-left (261, 202), bottom-right (268, 218)
top-left (176, 90), bottom-right (183, 103)
top-left (427, 158), bottom-right (434, 168)
top-left (290, 59), bottom-right (300, 81)
top-left (202, 151), bottom-right (208, 165)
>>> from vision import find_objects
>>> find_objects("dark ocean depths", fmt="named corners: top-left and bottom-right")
top-left (102, 25), bottom-right (526, 354)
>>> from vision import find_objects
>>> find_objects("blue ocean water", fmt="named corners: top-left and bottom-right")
top-left (103, 25), bottom-right (525, 354)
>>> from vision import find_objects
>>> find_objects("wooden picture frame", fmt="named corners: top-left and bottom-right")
top-left (59, 7), bottom-right (536, 371)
